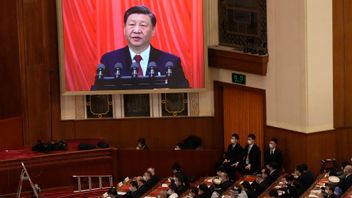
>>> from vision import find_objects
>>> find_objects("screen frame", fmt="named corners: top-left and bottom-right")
top-left (56, 0), bottom-right (209, 96)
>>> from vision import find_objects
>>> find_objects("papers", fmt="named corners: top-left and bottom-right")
top-left (117, 192), bottom-right (127, 195)
top-left (162, 183), bottom-right (169, 188)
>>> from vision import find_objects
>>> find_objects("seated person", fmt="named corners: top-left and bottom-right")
top-left (241, 181), bottom-right (257, 198)
top-left (233, 185), bottom-right (248, 198)
top-left (338, 165), bottom-right (352, 193)
top-left (136, 138), bottom-right (149, 150)
top-left (267, 162), bottom-right (281, 183)
top-left (147, 167), bottom-right (160, 184)
top-left (264, 138), bottom-right (283, 170)
top-left (169, 173), bottom-right (188, 195)
top-left (209, 171), bottom-right (232, 198)
top-left (294, 164), bottom-right (315, 191)
top-left (195, 183), bottom-right (211, 198)
top-left (251, 168), bottom-right (272, 194)
top-left (241, 134), bottom-right (261, 174)
top-left (323, 183), bottom-right (338, 198)
top-left (103, 187), bottom-right (118, 198)
top-left (218, 133), bottom-right (244, 180)
top-left (174, 142), bottom-right (184, 150)
top-left (124, 180), bottom-right (140, 198)
top-left (171, 163), bottom-right (190, 187)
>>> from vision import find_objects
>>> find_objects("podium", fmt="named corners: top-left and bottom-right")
top-left (91, 75), bottom-right (180, 90)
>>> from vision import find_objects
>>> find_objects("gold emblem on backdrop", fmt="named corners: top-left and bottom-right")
top-left (161, 93), bottom-right (188, 117)
top-left (86, 95), bottom-right (113, 118)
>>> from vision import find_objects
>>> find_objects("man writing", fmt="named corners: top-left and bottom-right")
top-left (96, 5), bottom-right (189, 89)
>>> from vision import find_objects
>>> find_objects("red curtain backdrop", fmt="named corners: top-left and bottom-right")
top-left (62, 0), bottom-right (204, 91)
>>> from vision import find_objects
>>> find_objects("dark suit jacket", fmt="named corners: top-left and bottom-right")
top-left (298, 171), bottom-right (315, 190)
top-left (243, 144), bottom-right (261, 173)
top-left (225, 143), bottom-right (244, 164)
top-left (268, 169), bottom-right (281, 183)
top-left (99, 46), bottom-right (189, 88)
top-left (264, 148), bottom-right (283, 168)
top-left (339, 174), bottom-right (352, 192)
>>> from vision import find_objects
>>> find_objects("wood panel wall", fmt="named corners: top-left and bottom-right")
top-left (266, 126), bottom-right (351, 175)
top-left (333, 0), bottom-right (352, 127)
top-left (0, 0), bottom-right (22, 118)
top-left (0, 117), bottom-right (23, 149)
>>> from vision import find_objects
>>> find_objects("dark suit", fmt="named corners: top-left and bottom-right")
top-left (251, 177), bottom-right (272, 194)
top-left (298, 171), bottom-right (315, 190)
top-left (98, 46), bottom-right (189, 89)
top-left (268, 169), bottom-right (281, 183)
top-left (264, 148), bottom-right (283, 169)
top-left (242, 144), bottom-right (261, 174)
top-left (339, 174), bottom-right (352, 192)
top-left (225, 143), bottom-right (244, 164)
top-left (221, 143), bottom-right (244, 178)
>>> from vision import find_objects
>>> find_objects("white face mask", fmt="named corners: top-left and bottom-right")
top-left (269, 143), bottom-right (274, 149)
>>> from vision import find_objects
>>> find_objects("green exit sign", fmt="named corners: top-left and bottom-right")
top-left (232, 73), bottom-right (246, 85)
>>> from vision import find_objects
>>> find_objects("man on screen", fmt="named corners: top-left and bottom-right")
top-left (96, 5), bottom-right (189, 89)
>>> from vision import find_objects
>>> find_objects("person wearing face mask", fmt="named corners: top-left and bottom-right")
top-left (241, 134), bottom-right (261, 174)
top-left (136, 138), bottom-right (149, 150)
top-left (264, 138), bottom-right (283, 170)
top-left (219, 133), bottom-right (244, 180)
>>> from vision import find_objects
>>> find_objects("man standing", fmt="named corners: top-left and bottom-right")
top-left (264, 138), bottom-right (283, 169)
top-left (242, 134), bottom-right (261, 174)
top-left (97, 5), bottom-right (189, 89)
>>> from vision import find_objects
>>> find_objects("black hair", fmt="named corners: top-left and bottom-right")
top-left (232, 133), bottom-right (239, 139)
top-left (137, 138), bottom-right (146, 146)
top-left (296, 164), bottom-right (307, 173)
top-left (248, 133), bottom-right (256, 140)
top-left (270, 138), bottom-right (278, 144)
top-left (107, 187), bottom-right (117, 195)
top-left (172, 163), bottom-right (182, 171)
top-left (268, 162), bottom-right (279, 170)
top-left (198, 183), bottom-right (209, 192)
top-left (130, 180), bottom-right (139, 188)
top-left (263, 168), bottom-right (270, 175)
top-left (191, 187), bottom-right (199, 194)
top-left (124, 5), bottom-right (157, 27)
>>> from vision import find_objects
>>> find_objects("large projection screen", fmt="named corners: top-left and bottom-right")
top-left (57, 0), bottom-right (205, 95)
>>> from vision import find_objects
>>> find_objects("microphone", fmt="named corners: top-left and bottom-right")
top-left (96, 63), bottom-right (105, 79)
top-left (165, 61), bottom-right (174, 77)
top-left (148, 61), bottom-right (157, 77)
top-left (114, 62), bottom-right (123, 79)
top-left (131, 62), bottom-right (138, 78)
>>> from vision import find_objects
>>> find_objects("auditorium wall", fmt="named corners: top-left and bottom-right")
top-left (0, 0), bottom-right (22, 119)
top-left (209, 0), bottom-right (334, 134)
top-left (1, 0), bottom-right (351, 176)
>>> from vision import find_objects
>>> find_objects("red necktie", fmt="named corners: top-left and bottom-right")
top-left (133, 55), bottom-right (143, 76)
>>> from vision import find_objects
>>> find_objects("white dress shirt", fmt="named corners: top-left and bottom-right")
top-left (129, 45), bottom-right (151, 76)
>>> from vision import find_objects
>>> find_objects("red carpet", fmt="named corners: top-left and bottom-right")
top-left (21, 188), bottom-right (108, 198)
